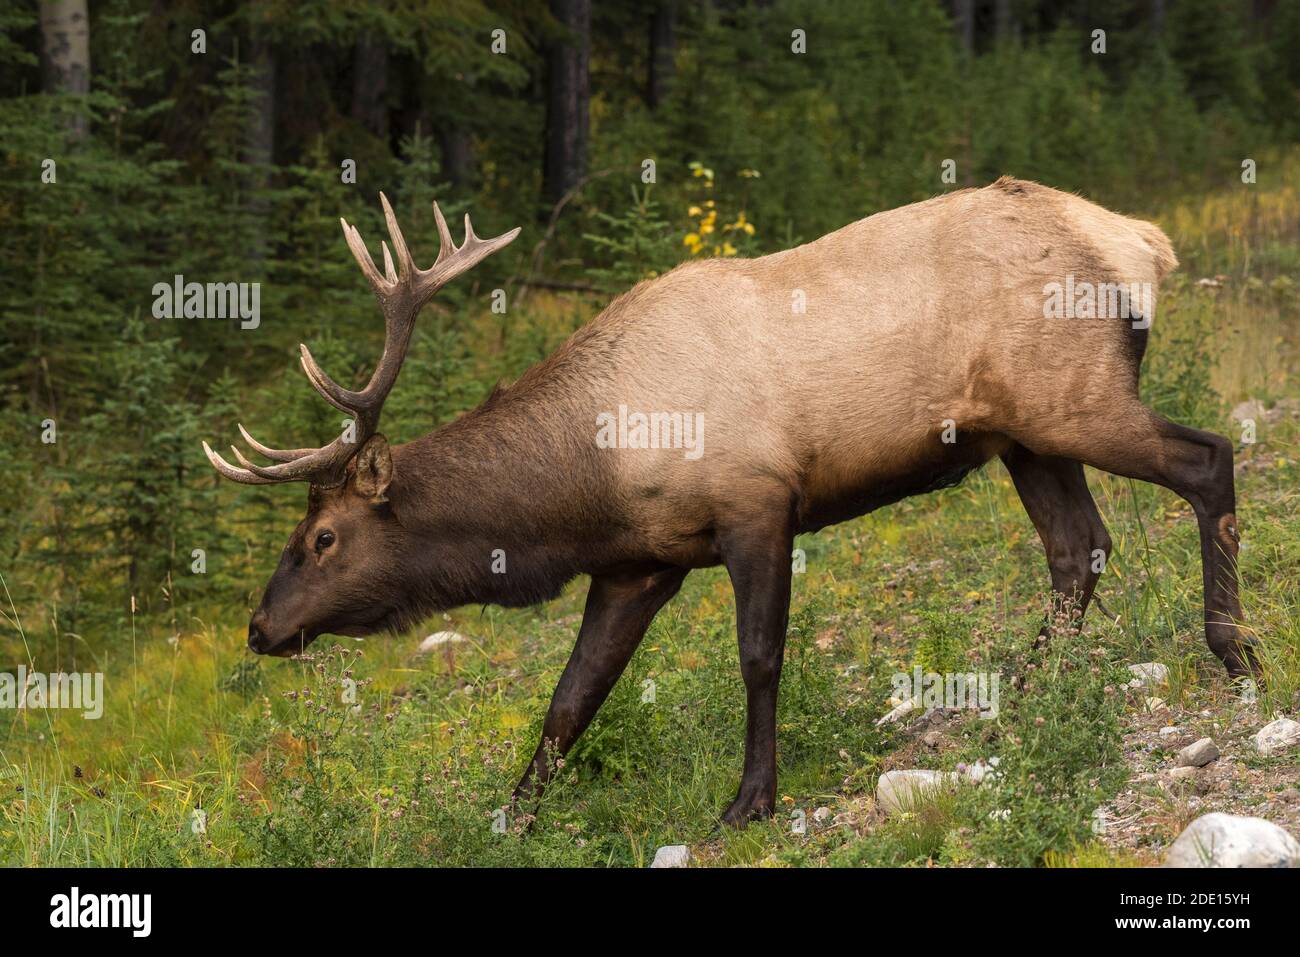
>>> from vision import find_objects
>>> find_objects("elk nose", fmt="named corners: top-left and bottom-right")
top-left (248, 613), bottom-right (270, 653)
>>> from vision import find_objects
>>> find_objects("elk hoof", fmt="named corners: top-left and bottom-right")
top-left (719, 787), bottom-right (776, 829)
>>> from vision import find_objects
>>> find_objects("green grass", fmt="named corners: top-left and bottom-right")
top-left (1, 168), bottom-right (1297, 868)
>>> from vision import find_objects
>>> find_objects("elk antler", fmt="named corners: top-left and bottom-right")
top-left (203, 194), bottom-right (520, 486)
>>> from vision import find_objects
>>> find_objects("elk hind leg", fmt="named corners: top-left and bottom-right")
top-left (1015, 408), bottom-right (1257, 679)
top-left (1002, 445), bottom-right (1111, 646)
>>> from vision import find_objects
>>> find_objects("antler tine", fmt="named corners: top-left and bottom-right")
top-left (203, 441), bottom-right (278, 486)
top-left (381, 241), bottom-right (397, 283)
top-left (340, 218), bottom-right (386, 292)
top-left (432, 202), bottom-right (455, 265)
top-left (238, 423), bottom-right (315, 462)
top-left (299, 344), bottom-right (361, 414)
top-left (379, 192), bottom-right (415, 280)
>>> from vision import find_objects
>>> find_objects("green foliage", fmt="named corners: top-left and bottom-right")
top-left (967, 605), bottom-right (1129, 867)
top-left (913, 610), bottom-right (971, 675)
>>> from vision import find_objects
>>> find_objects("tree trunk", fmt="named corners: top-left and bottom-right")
top-left (543, 0), bottom-right (591, 206)
top-left (243, 39), bottom-right (276, 264)
top-left (1150, 0), bottom-right (1166, 35)
top-left (438, 126), bottom-right (475, 190)
top-left (351, 34), bottom-right (389, 139)
top-left (38, 0), bottom-right (90, 140)
top-left (995, 0), bottom-right (1014, 41)
top-left (952, 0), bottom-right (975, 54)
top-left (646, 1), bottom-right (676, 109)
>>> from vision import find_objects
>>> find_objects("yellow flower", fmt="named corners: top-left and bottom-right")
top-left (687, 205), bottom-right (701, 216)
top-left (683, 232), bottom-right (700, 247)
top-left (721, 242), bottom-right (737, 256)
top-left (743, 222), bottom-right (755, 235)
top-left (700, 222), bottom-right (714, 234)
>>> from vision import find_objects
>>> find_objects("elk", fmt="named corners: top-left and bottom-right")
top-left (205, 183), bottom-right (1257, 826)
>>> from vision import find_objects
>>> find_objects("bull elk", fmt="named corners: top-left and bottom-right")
top-left (205, 182), bottom-right (1257, 826)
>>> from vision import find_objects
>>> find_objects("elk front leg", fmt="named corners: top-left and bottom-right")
top-left (513, 565), bottom-right (687, 806)
top-left (718, 505), bottom-right (795, 827)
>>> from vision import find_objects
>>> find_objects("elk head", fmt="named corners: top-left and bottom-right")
top-left (203, 195), bottom-right (519, 656)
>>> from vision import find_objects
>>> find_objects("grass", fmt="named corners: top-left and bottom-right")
top-left (1, 163), bottom-right (1296, 867)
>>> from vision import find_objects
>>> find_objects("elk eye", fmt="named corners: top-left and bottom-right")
top-left (315, 530), bottom-right (336, 552)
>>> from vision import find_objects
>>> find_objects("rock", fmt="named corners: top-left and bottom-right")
top-left (1163, 813), bottom-right (1300, 868)
top-left (921, 730), bottom-right (943, 749)
top-left (1168, 766), bottom-right (1199, 781)
top-left (1176, 737), bottom-right (1220, 768)
top-left (876, 769), bottom-right (958, 815)
top-left (1145, 697), bottom-right (1167, 712)
top-left (1127, 662), bottom-right (1169, 689)
top-left (812, 806), bottom-right (832, 824)
top-left (417, 631), bottom-right (469, 654)
top-left (650, 844), bottom-right (691, 868)
top-left (1230, 399), bottom-right (1267, 423)
top-left (1254, 718), bottom-right (1300, 756)
top-left (875, 697), bottom-right (917, 727)
top-left (1158, 726), bottom-right (1183, 737)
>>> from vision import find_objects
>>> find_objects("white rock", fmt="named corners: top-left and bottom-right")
top-left (1176, 737), bottom-right (1220, 768)
top-left (876, 769), bottom-right (959, 815)
top-left (1254, 718), bottom-right (1300, 756)
top-left (812, 806), bottom-right (832, 824)
top-left (1145, 697), bottom-right (1167, 712)
top-left (650, 844), bottom-right (691, 868)
top-left (417, 631), bottom-right (469, 654)
top-left (1230, 399), bottom-right (1267, 423)
top-left (1128, 662), bottom-right (1169, 688)
top-left (1159, 726), bottom-right (1183, 736)
top-left (875, 697), bottom-right (917, 727)
top-left (1164, 813), bottom-right (1300, 868)
top-left (1168, 765), bottom-right (1199, 781)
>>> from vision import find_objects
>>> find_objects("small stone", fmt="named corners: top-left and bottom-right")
top-left (812, 806), bottom-right (832, 824)
top-left (1167, 766), bottom-right (1199, 781)
top-left (649, 844), bottom-right (690, 868)
top-left (417, 631), bottom-right (469, 654)
top-left (1127, 662), bottom-right (1169, 689)
top-left (1158, 726), bottom-right (1183, 736)
top-left (875, 697), bottom-right (917, 727)
top-left (921, 730), bottom-right (943, 749)
top-left (1230, 399), bottom-right (1267, 423)
top-left (1163, 813), bottom-right (1300, 868)
top-left (876, 769), bottom-right (959, 815)
top-left (1254, 718), bottom-right (1300, 756)
top-left (1176, 737), bottom-right (1220, 768)
top-left (1145, 697), bottom-right (1168, 712)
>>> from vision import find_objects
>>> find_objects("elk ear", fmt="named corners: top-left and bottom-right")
top-left (350, 434), bottom-right (393, 504)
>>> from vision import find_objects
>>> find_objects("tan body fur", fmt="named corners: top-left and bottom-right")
top-left (420, 177), bottom-right (1176, 573)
